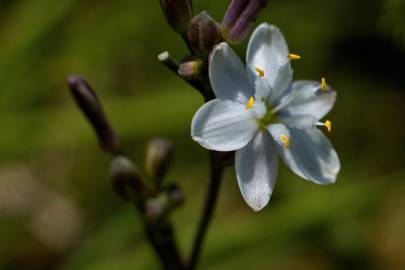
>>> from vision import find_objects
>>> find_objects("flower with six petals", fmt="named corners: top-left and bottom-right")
top-left (191, 23), bottom-right (340, 211)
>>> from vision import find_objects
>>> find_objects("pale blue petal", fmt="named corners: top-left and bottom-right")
top-left (267, 123), bottom-right (290, 148)
top-left (246, 23), bottom-right (289, 88)
top-left (276, 127), bottom-right (340, 184)
top-left (191, 99), bottom-right (259, 151)
top-left (235, 131), bottom-right (278, 211)
top-left (209, 43), bottom-right (253, 104)
top-left (254, 77), bottom-right (272, 101)
top-left (280, 80), bottom-right (337, 120)
top-left (278, 114), bottom-right (317, 129)
top-left (269, 63), bottom-right (293, 102)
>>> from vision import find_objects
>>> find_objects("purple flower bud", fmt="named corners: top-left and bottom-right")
top-left (187, 11), bottom-right (222, 56)
top-left (221, 0), bottom-right (268, 44)
top-left (159, 0), bottom-right (193, 34)
top-left (67, 75), bottom-right (121, 154)
top-left (222, 0), bottom-right (249, 30)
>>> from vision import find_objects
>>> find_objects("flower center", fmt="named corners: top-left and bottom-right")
top-left (259, 104), bottom-right (276, 126)
top-left (245, 96), bottom-right (277, 129)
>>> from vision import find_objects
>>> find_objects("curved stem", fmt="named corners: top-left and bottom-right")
top-left (187, 151), bottom-right (227, 270)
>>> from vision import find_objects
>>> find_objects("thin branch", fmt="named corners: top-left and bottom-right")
top-left (158, 51), bottom-right (179, 74)
top-left (159, 52), bottom-right (227, 270)
top-left (158, 51), bottom-right (214, 100)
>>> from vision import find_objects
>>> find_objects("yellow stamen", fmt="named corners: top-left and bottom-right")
top-left (281, 135), bottom-right (289, 148)
top-left (255, 67), bottom-right (265, 77)
top-left (324, 120), bottom-right (332, 132)
top-left (246, 96), bottom-right (255, 109)
top-left (321, 77), bottom-right (327, 91)
top-left (288, 53), bottom-right (301, 60)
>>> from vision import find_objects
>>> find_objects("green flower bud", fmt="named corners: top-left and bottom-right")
top-left (145, 138), bottom-right (174, 185)
top-left (187, 11), bottom-right (222, 56)
top-left (159, 0), bottom-right (193, 34)
top-left (144, 196), bottom-right (168, 223)
top-left (144, 184), bottom-right (184, 222)
top-left (166, 183), bottom-right (184, 208)
top-left (110, 156), bottom-right (144, 202)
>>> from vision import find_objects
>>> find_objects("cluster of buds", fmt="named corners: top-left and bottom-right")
top-left (159, 0), bottom-right (269, 101)
top-left (68, 76), bottom-right (185, 269)
top-left (159, 0), bottom-right (268, 53)
top-left (68, 76), bottom-right (182, 216)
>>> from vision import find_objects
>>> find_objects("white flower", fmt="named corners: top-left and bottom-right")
top-left (191, 23), bottom-right (340, 211)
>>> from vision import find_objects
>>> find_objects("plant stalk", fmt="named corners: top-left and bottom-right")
top-left (187, 151), bottom-right (227, 270)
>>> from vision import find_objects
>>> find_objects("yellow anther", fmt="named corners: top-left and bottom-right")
top-left (324, 120), bottom-right (332, 132)
top-left (255, 67), bottom-right (265, 77)
top-left (246, 96), bottom-right (255, 109)
top-left (288, 53), bottom-right (301, 60)
top-left (321, 77), bottom-right (328, 91)
top-left (280, 135), bottom-right (289, 148)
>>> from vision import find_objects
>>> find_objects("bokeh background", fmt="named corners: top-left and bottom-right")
top-left (0, 0), bottom-right (404, 269)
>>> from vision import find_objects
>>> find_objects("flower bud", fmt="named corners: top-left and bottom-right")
top-left (67, 75), bottom-right (121, 154)
top-left (159, 0), bottom-right (193, 34)
top-left (166, 183), bottom-right (184, 208)
top-left (144, 196), bottom-right (168, 223)
top-left (178, 55), bottom-right (203, 81)
top-left (144, 184), bottom-right (184, 222)
top-left (187, 11), bottom-right (222, 56)
top-left (145, 138), bottom-right (174, 184)
top-left (221, 0), bottom-right (268, 44)
top-left (110, 156), bottom-right (144, 202)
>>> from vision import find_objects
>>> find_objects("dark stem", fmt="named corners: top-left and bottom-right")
top-left (187, 151), bottom-right (226, 270)
top-left (131, 193), bottom-right (185, 270)
top-left (159, 50), bottom-right (226, 270)
top-left (143, 217), bottom-right (185, 270)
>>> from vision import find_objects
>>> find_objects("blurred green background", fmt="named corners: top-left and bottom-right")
top-left (0, 0), bottom-right (404, 269)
